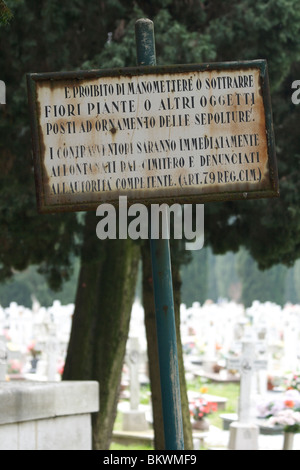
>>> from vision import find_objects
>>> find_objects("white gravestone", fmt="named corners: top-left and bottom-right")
top-left (46, 323), bottom-right (59, 381)
top-left (0, 337), bottom-right (7, 381)
top-left (228, 340), bottom-right (267, 450)
top-left (121, 337), bottom-right (149, 432)
top-left (283, 313), bottom-right (299, 373)
top-left (127, 338), bottom-right (140, 411)
top-left (202, 318), bottom-right (217, 372)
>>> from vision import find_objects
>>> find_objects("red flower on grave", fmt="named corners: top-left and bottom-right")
top-left (284, 400), bottom-right (295, 408)
top-left (189, 398), bottom-right (217, 421)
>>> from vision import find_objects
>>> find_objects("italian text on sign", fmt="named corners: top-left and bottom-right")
top-left (27, 61), bottom-right (278, 213)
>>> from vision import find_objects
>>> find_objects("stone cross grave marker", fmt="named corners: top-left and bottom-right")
top-left (126, 337), bottom-right (142, 411)
top-left (122, 337), bottom-right (149, 432)
top-left (227, 340), bottom-right (267, 450)
top-left (227, 340), bottom-right (267, 423)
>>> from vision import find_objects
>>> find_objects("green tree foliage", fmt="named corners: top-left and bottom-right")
top-left (0, 261), bottom-right (79, 308)
top-left (1, 0), bottom-right (300, 294)
top-left (180, 248), bottom-right (208, 306)
top-left (3, 246), bottom-right (298, 310)
top-left (203, 1), bottom-right (300, 270)
top-left (236, 248), bottom-right (287, 307)
top-left (181, 248), bottom-right (300, 308)
top-left (0, 0), bottom-right (12, 25)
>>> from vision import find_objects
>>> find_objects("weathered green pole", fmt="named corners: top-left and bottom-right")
top-left (135, 18), bottom-right (185, 451)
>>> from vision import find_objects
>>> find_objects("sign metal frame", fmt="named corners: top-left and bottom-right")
top-left (27, 60), bottom-right (279, 214)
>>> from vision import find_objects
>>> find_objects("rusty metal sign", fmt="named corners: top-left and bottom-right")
top-left (27, 60), bottom-right (278, 213)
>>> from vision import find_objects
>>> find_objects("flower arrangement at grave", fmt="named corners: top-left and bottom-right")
top-left (268, 409), bottom-right (300, 434)
top-left (189, 397), bottom-right (217, 431)
top-left (183, 340), bottom-right (196, 355)
top-left (267, 374), bottom-right (284, 391)
top-left (260, 383), bottom-right (300, 450)
top-left (286, 373), bottom-right (300, 393)
top-left (226, 350), bottom-right (240, 376)
top-left (7, 359), bottom-right (22, 375)
top-left (257, 389), bottom-right (300, 429)
top-left (27, 341), bottom-right (41, 373)
top-left (57, 360), bottom-right (65, 377)
top-left (27, 341), bottom-right (41, 359)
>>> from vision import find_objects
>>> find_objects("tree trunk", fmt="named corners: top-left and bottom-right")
top-left (172, 259), bottom-right (193, 450)
top-left (63, 212), bottom-right (140, 450)
top-left (142, 242), bottom-right (165, 450)
top-left (141, 242), bottom-right (193, 450)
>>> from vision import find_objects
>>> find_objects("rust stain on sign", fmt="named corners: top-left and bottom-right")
top-left (27, 60), bottom-right (278, 213)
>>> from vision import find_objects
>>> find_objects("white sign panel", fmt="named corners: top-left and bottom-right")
top-left (27, 61), bottom-right (278, 213)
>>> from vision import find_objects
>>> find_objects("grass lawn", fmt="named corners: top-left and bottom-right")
top-left (110, 377), bottom-right (240, 450)
top-left (187, 377), bottom-right (240, 428)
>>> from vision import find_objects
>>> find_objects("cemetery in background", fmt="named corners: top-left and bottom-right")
top-left (1, 294), bottom-right (300, 450)
top-left (1, 247), bottom-right (299, 311)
